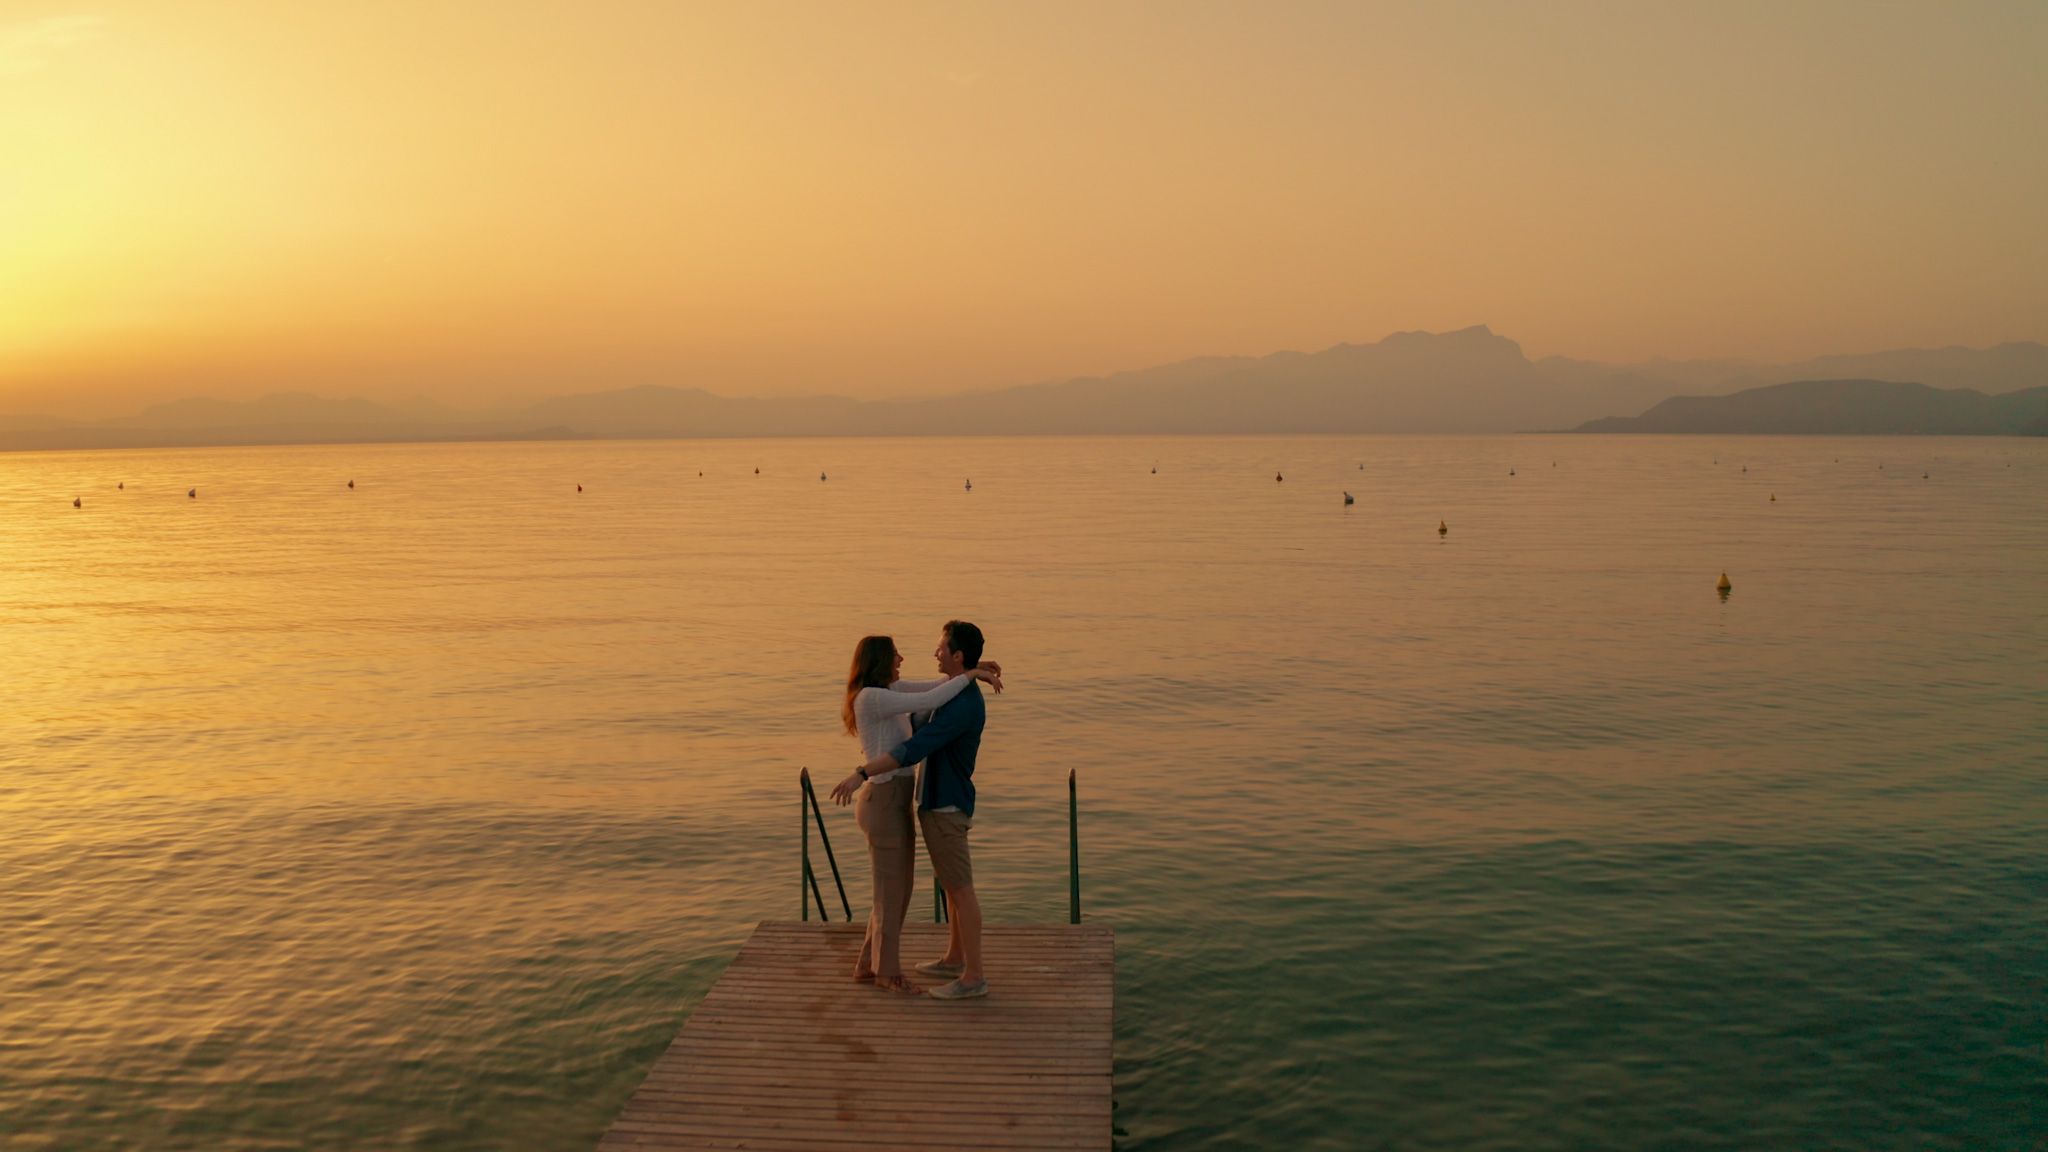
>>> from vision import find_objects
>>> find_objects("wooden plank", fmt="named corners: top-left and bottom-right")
top-left (634, 1059), bottom-right (1109, 1085)
top-left (611, 1107), bottom-right (1104, 1132)
top-left (622, 1086), bottom-right (1105, 1113)
top-left (633, 1065), bottom-right (1107, 1093)
top-left (597, 921), bottom-right (1114, 1151)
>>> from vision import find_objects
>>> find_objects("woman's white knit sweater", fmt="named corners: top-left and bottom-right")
top-left (853, 675), bottom-right (974, 785)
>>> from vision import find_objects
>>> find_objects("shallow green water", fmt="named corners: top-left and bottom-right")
top-left (2, 435), bottom-right (2043, 1149)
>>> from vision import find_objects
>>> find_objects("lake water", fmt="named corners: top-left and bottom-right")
top-left (2, 435), bottom-right (2043, 1151)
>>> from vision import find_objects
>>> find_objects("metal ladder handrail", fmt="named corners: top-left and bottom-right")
top-left (940, 768), bottom-right (1084, 925)
top-left (1068, 768), bottom-right (1081, 925)
top-left (798, 768), bottom-right (853, 921)
top-left (803, 767), bottom-right (1083, 926)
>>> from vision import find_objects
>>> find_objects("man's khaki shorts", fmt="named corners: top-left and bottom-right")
top-left (918, 809), bottom-right (974, 893)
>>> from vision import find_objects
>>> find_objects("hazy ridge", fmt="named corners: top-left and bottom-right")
top-left (1576, 379), bottom-right (2048, 435)
top-left (4, 329), bottom-right (2043, 450)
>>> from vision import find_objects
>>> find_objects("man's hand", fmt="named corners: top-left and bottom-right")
top-left (829, 772), bottom-right (864, 805)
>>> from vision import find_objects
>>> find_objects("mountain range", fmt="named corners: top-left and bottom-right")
top-left (1576, 379), bottom-right (2048, 436)
top-left (3, 327), bottom-right (2043, 450)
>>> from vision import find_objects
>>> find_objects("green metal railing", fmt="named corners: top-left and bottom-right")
top-left (798, 768), bottom-right (852, 921)
top-left (1068, 768), bottom-right (1081, 924)
top-left (803, 767), bottom-right (1083, 925)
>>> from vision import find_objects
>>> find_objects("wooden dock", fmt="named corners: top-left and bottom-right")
top-left (598, 921), bottom-right (1116, 1151)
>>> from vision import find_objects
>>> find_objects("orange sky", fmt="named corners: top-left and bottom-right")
top-left (3, 1), bottom-right (2044, 415)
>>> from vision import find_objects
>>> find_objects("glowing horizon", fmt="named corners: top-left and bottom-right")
top-left (3, 2), bottom-right (2044, 416)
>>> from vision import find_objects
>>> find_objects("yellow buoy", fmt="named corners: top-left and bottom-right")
top-left (1717, 572), bottom-right (1732, 592)
top-left (1770, 493), bottom-right (1776, 502)
top-left (1438, 520), bottom-right (1448, 537)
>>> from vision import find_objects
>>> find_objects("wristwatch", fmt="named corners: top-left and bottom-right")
top-left (856, 767), bottom-right (869, 780)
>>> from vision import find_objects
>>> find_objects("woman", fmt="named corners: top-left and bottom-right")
top-left (841, 634), bottom-right (1001, 993)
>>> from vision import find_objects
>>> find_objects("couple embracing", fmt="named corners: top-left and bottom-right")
top-left (829, 620), bottom-right (1000, 1001)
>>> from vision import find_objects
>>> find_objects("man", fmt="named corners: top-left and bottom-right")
top-left (831, 620), bottom-right (991, 1001)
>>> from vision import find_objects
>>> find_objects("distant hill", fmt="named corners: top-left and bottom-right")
top-left (516, 326), bottom-right (1700, 437)
top-left (3, 331), bottom-right (2043, 450)
top-left (0, 392), bottom-right (559, 451)
top-left (1575, 379), bottom-right (2048, 435)
top-left (107, 392), bottom-right (416, 430)
top-left (491, 330), bottom-right (2048, 439)
top-left (521, 384), bottom-right (870, 438)
top-left (1741, 342), bottom-right (2048, 395)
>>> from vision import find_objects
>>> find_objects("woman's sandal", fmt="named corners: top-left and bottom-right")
top-left (852, 970), bottom-right (877, 983)
top-left (875, 975), bottom-right (925, 995)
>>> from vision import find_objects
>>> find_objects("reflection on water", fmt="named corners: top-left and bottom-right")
top-left (2, 435), bottom-right (2044, 1150)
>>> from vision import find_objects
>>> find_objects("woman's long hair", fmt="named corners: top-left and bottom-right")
top-left (842, 635), bottom-right (898, 736)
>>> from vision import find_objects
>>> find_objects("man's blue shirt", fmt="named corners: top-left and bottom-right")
top-left (890, 681), bottom-right (985, 817)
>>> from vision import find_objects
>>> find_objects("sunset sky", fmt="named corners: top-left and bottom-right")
top-left (3, 1), bottom-right (2044, 415)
